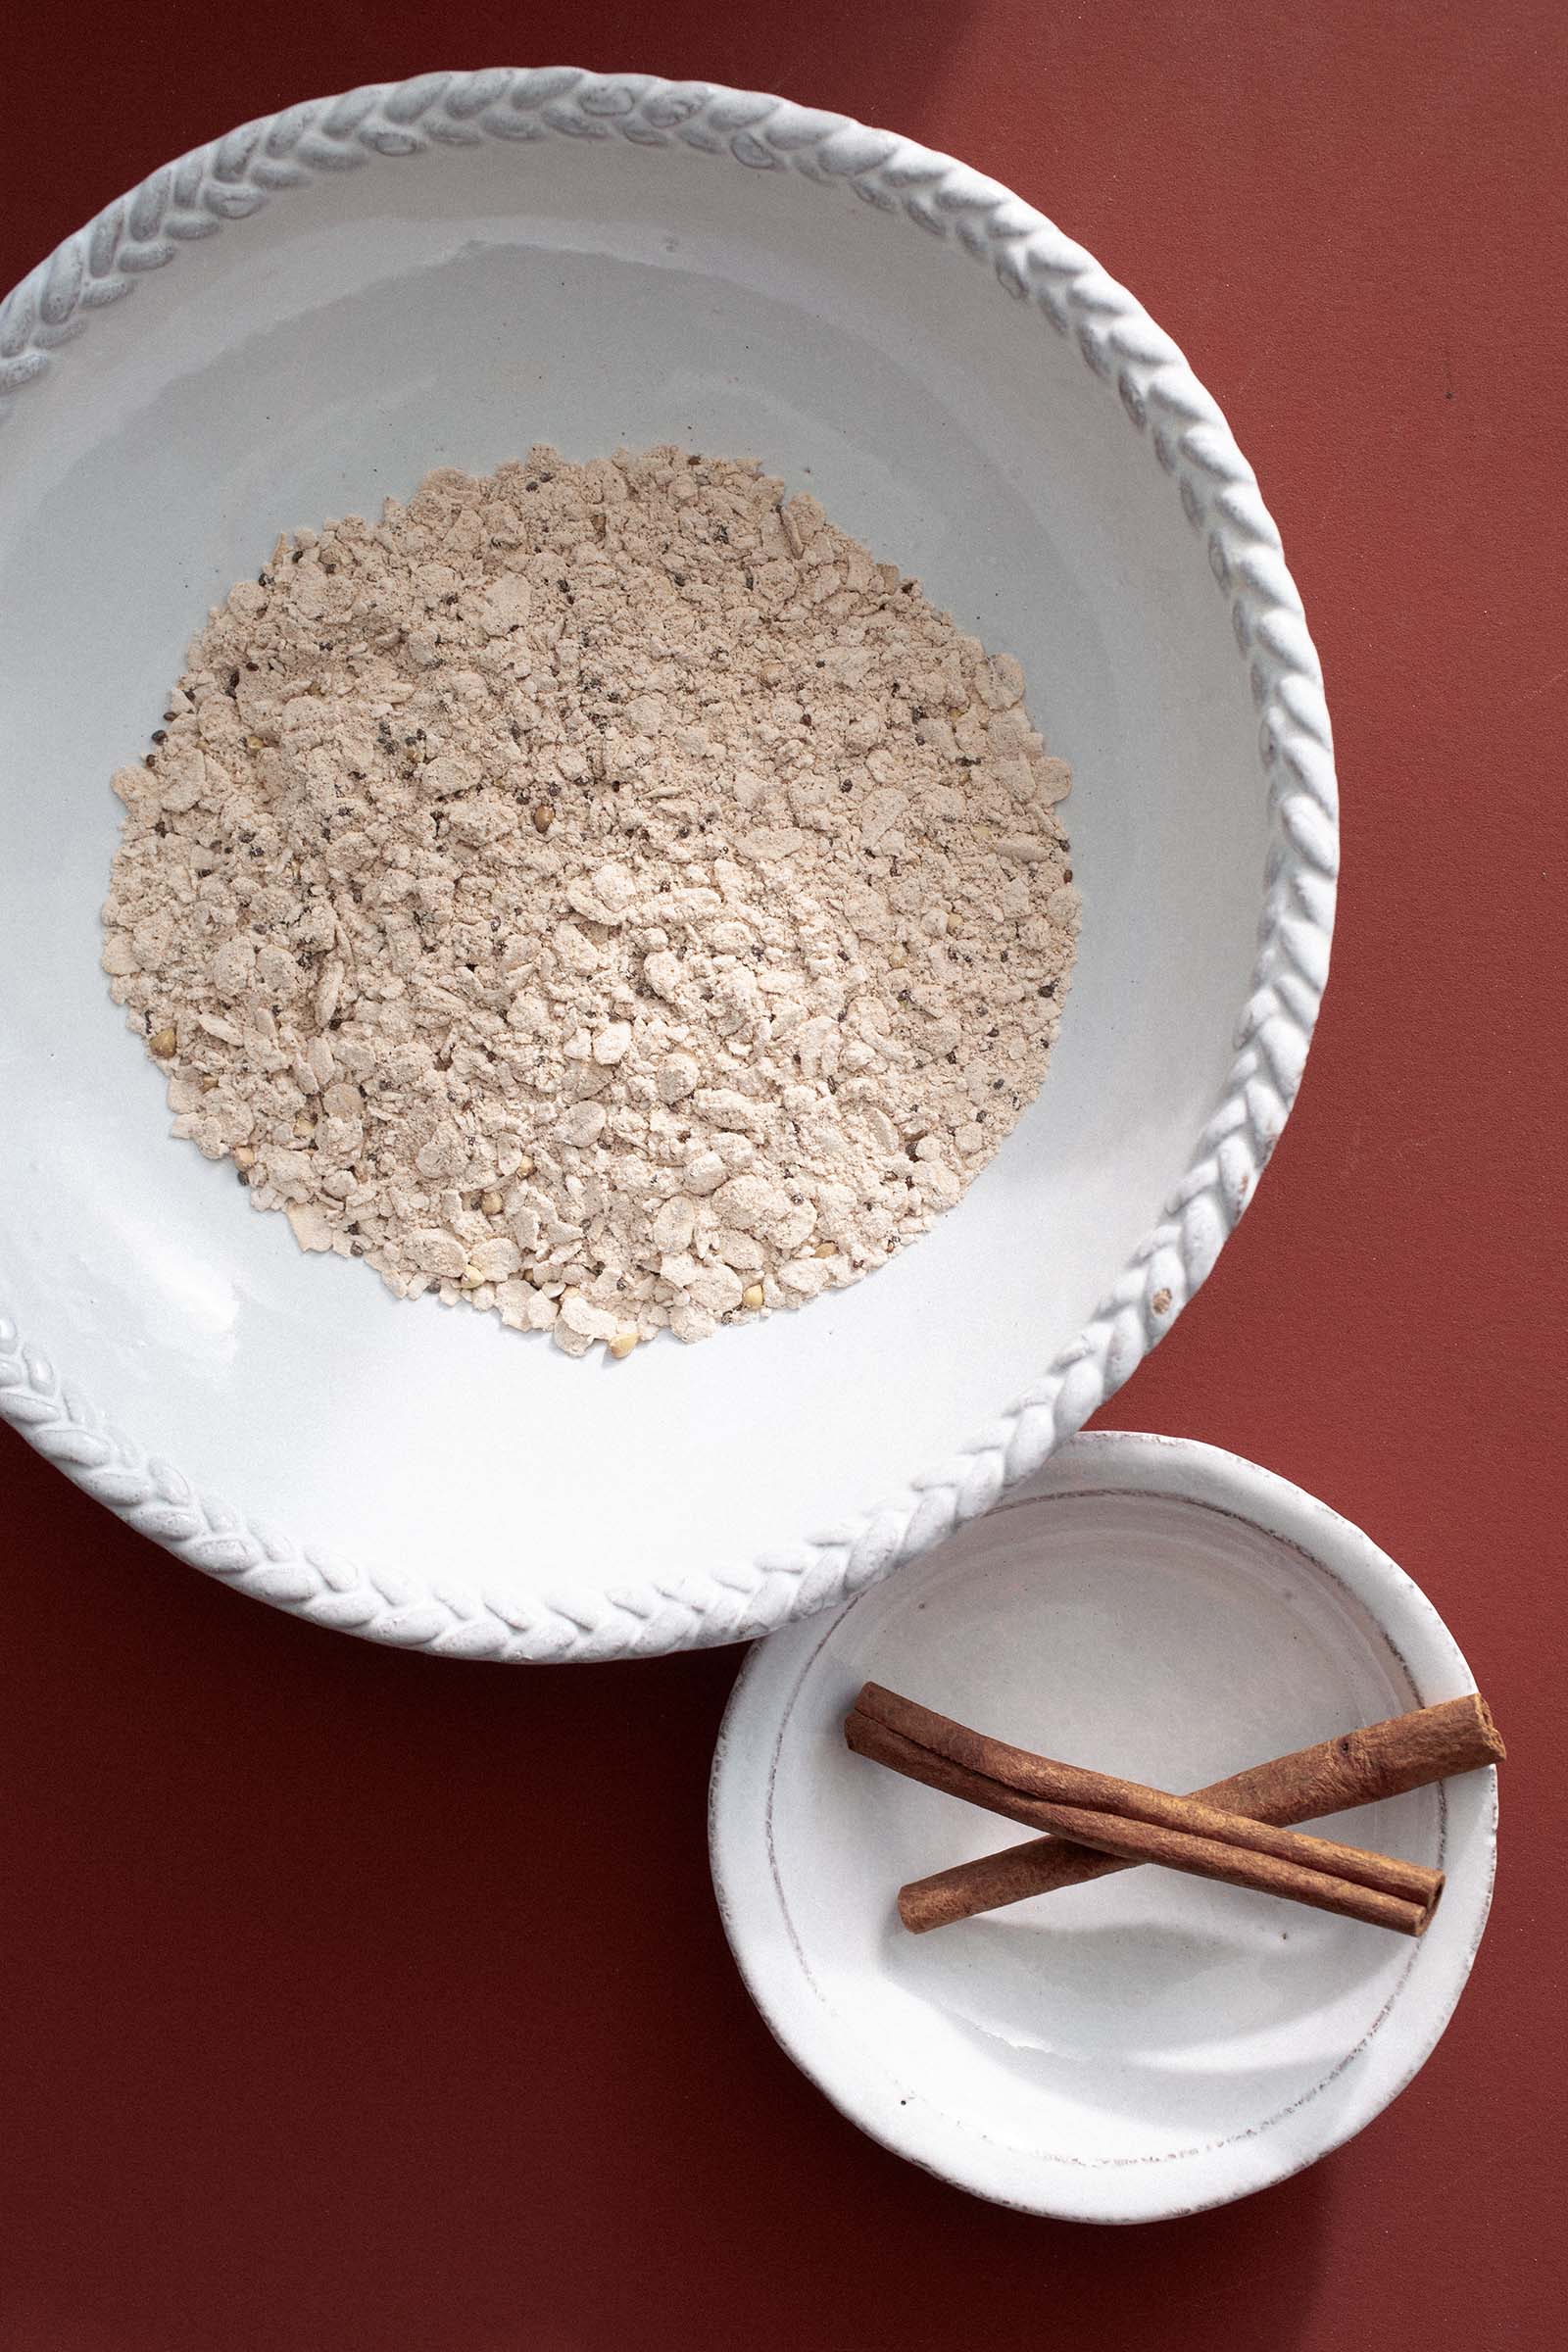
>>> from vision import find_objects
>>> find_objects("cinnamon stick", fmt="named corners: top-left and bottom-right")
top-left (845, 1708), bottom-right (1438, 1936)
top-left (897, 1692), bottom-right (1503, 1932)
top-left (846, 1686), bottom-right (1448, 1936)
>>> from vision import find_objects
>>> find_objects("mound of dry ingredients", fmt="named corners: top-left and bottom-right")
top-left (102, 449), bottom-right (1079, 1355)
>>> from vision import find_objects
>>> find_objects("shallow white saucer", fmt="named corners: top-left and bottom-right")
top-left (709, 1431), bottom-right (1497, 2221)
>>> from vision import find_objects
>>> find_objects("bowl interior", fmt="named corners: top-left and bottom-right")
top-left (716, 1446), bottom-right (1494, 2218)
top-left (0, 130), bottom-right (1266, 1615)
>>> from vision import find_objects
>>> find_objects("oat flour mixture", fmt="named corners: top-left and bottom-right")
top-left (102, 450), bottom-right (1079, 1354)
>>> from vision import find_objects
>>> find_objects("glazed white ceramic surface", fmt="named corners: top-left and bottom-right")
top-left (710, 1433), bottom-right (1496, 2222)
top-left (0, 74), bottom-right (1337, 1659)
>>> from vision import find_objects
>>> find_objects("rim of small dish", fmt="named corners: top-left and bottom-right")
top-left (709, 1431), bottom-right (1497, 2222)
top-left (0, 71), bottom-right (1339, 1662)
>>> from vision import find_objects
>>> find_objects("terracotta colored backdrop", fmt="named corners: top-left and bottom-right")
top-left (2, 3), bottom-right (1562, 2345)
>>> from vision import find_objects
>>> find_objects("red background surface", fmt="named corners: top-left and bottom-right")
top-left (2, 3), bottom-right (1563, 2344)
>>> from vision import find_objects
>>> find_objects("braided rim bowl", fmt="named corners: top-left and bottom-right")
top-left (0, 71), bottom-right (1337, 1661)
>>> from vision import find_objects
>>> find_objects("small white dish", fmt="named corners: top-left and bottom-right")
top-left (0, 73), bottom-right (1336, 1659)
top-left (709, 1432), bottom-right (1497, 2222)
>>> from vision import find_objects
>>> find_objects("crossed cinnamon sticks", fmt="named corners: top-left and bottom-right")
top-left (845, 1684), bottom-right (1505, 1936)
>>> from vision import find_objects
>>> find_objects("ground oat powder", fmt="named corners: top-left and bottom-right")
top-left (102, 449), bottom-right (1079, 1355)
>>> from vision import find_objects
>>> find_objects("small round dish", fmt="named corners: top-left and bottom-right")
top-left (709, 1432), bottom-right (1497, 2222)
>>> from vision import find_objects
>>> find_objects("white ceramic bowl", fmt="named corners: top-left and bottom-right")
top-left (710, 1433), bottom-right (1497, 2221)
top-left (0, 74), bottom-right (1336, 1660)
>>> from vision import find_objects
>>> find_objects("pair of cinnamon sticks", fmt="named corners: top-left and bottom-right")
top-left (845, 1684), bottom-right (1504, 1936)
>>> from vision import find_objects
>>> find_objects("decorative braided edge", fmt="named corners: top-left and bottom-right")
top-left (0, 69), bottom-right (1337, 1662)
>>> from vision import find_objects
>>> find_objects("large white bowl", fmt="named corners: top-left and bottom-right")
top-left (709, 1434), bottom-right (1497, 2221)
top-left (0, 73), bottom-right (1337, 1661)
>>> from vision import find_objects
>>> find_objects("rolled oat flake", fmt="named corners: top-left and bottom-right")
top-left (102, 449), bottom-right (1080, 1356)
